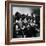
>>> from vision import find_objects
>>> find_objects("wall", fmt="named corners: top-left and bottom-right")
top-left (0, 0), bottom-right (46, 46)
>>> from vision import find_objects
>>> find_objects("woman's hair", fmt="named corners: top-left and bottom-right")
top-left (15, 12), bottom-right (21, 20)
top-left (21, 14), bottom-right (26, 20)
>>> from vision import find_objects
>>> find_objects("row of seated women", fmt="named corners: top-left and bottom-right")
top-left (13, 12), bottom-right (40, 38)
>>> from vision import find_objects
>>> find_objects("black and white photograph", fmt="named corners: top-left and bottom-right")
top-left (5, 1), bottom-right (45, 44)
top-left (11, 6), bottom-right (40, 38)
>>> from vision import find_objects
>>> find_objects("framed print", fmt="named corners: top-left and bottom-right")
top-left (5, 1), bottom-right (45, 45)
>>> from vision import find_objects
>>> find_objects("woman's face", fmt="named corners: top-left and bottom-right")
top-left (28, 19), bottom-right (30, 23)
top-left (33, 14), bottom-right (36, 18)
top-left (23, 18), bottom-right (27, 23)
top-left (18, 18), bottom-right (22, 27)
